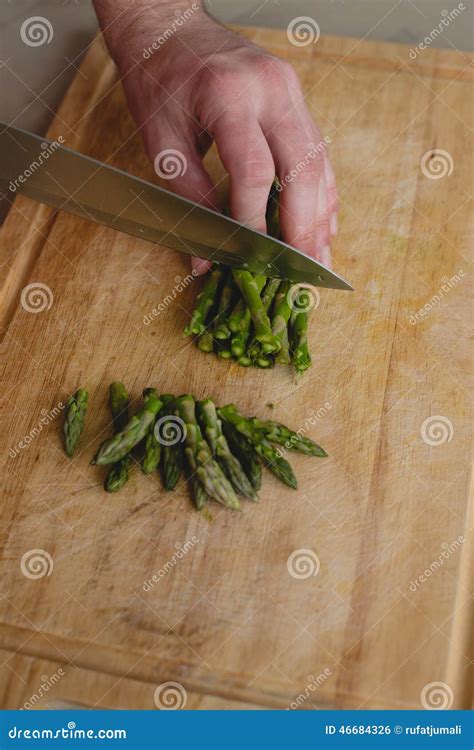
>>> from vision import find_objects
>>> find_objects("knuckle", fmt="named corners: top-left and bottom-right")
top-left (233, 158), bottom-right (275, 188)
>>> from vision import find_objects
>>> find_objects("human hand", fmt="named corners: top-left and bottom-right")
top-left (94, 0), bottom-right (338, 273)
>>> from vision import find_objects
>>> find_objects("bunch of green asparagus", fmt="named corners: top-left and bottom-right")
top-left (63, 383), bottom-right (327, 512)
top-left (184, 190), bottom-right (313, 374)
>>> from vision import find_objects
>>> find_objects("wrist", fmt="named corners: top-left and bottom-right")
top-left (94, 0), bottom-right (208, 71)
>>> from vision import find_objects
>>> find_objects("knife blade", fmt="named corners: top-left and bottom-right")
top-left (0, 123), bottom-right (353, 290)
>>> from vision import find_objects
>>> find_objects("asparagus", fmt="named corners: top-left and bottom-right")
top-left (213, 270), bottom-right (237, 340)
top-left (63, 388), bottom-right (88, 457)
top-left (92, 391), bottom-right (163, 465)
top-left (197, 399), bottom-right (257, 500)
top-left (291, 302), bottom-right (311, 374)
top-left (218, 404), bottom-right (297, 489)
top-left (197, 330), bottom-right (214, 353)
top-left (230, 275), bottom-right (267, 358)
top-left (175, 395), bottom-right (240, 510)
top-left (104, 382), bottom-right (132, 492)
top-left (190, 474), bottom-right (209, 510)
top-left (158, 395), bottom-right (184, 491)
top-left (231, 270), bottom-right (279, 352)
top-left (140, 388), bottom-right (161, 474)
top-left (221, 421), bottom-right (262, 490)
top-left (265, 181), bottom-right (280, 239)
top-left (184, 264), bottom-right (224, 337)
top-left (250, 418), bottom-right (327, 456)
top-left (275, 326), bottom-right (290, 365)
top-left (271, 281), bottom-right (292, 349)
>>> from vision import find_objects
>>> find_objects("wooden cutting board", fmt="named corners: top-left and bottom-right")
top-left (0, 28), bottom-right (472, 711)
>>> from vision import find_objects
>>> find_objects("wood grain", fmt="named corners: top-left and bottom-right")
top-left (0, 29), bottom-right (472, 710)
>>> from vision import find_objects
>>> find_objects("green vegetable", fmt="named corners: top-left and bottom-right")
top-left (250, 418), bottom-right (327, 456)
top-left (63, 388), bottom-right (88, 457)
top-left (104, 382), bottom-right (132, 492)
top-left (92, 391), bottom-right (163, 465)
top-left (184, 264), bottom-right (224, 336)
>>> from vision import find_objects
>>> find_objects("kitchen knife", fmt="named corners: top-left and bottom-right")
top-left (0, 123), bottom-right (353, 290)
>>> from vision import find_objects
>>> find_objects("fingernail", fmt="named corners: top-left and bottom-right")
top-left (192, 257), bottom-right (211, 275)
top-left (330, 214), bottom-right (338, 236)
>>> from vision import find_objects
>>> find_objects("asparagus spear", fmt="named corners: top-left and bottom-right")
top-left (271, 280), bottom-right (292, 349)
top-left (250, 418), bottom-right (327, 456)
top-left (63, 388), bottom-right (88, 457)
top-left (221, 421), bottom-right (262, 491)
top-left (104, 382), bottom-right (132, 492)
top-left (230, 275), bottom-right (267, 358)
top-left (140, 388), bottom-right (162, 474)
top-left (158, 395), bottom-right (184, 491)
top-left (212, 271), bottom-right (237, 340)
top-left (184, 264), bottom-right (224, 337)
top-left (197, 399), bottom-right (257, 500)
top-left (231, 270), bottom-right (280, 352)
top-left (189, 474), bottom-right (209, 510)
top-left (175, 395), bottom-right (240, 510)
top-left (218, 404), bottom-right (297, 489)
top-left (92, 391), bottom-right (163, 465)
top-left (291, 301), bottom-right (311, 374)
top-left (275, 326), bottom-right (290, 365)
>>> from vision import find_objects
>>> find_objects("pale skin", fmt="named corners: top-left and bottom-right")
top-left (92, 0), bottom-right (338, 273)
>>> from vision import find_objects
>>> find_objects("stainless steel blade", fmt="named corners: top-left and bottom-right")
top-left (0, 124), bottom-right (353, 290)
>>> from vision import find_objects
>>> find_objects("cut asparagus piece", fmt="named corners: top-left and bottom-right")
top-left (197, 399), bottom-right (257, 500)
top-left (197, 330), bottom-right (214, 353)
top-left (250, 418), bottom-right (327, 456)
top-left (63, 388), bottom-right (88, 457)
top-left (212, 271), bottom-right (238, 340)
top-left (140, 388), bottom-right (161, 474)
top-left (92, 391), bottom-right (163, 465)
top-left (221, 421), bottom-right (262, 491)
top-left (271, 280), bottom-right (292, 348)
top-left (218, 404), bottom-right (297, 489)
top-left (175, 395), bottom-right (240, 510)
top-left (105, 382), bottom-right (132, 492)
top-left (184, 264), bottom-right (224, 337)
top-left (231, 270), bottom-right (280, 352)
top-left (158, 395), bottom-right (184, 491)
top-left (291, 301), bottom-right (311, 374)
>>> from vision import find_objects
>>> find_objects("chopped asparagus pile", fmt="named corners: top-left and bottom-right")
top-left (184, 187), bottom-right (314, 375)
top-left (63, 384), bottom-right (328, 512)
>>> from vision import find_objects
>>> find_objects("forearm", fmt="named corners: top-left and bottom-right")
top-left (92, 0), bottom-right (208, 70)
